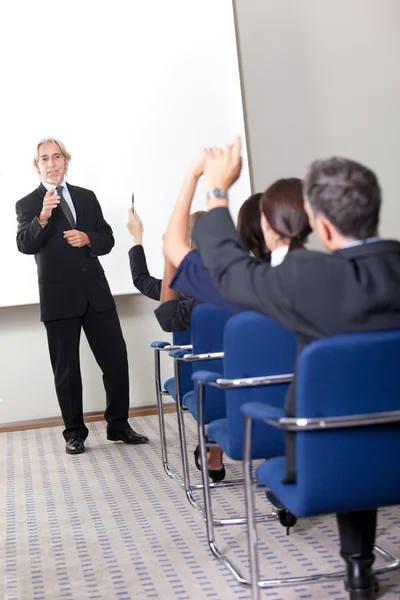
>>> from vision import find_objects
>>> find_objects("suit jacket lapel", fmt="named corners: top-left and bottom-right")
top-left (38, 182), bottom-right (47, 199)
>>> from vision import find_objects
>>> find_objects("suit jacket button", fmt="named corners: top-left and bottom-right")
top-left (82, 267), bottom-right (86, 272)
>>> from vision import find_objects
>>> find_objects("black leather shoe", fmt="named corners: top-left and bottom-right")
top-left (194, 445), bottom-right (226, 482)
top-left (107, 428), bottom-right (149, 444)
top-left (345, 574), bottom-right (379, 594)
top-left (345, 555), bottom-right (377, 600)
top-left (66, 437), bottom-right (85, 455)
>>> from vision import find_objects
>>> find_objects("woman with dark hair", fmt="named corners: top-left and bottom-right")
top-left (237, 193), bottom-right (267, 259)
top-left (260, 177), bottom-right (311, 264)
top-left (164, 176), bottom-right (310, 302)
top-left (163, 156), bottom-right (311, 483)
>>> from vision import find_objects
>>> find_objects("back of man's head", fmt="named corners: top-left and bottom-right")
top-left (304, 157), bottom-right (381, 241)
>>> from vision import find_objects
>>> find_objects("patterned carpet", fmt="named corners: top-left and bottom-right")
top-left (1, 413), bottom-right (400, 600)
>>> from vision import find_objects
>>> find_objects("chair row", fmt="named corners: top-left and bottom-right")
top-left (151, 303), bottom-right (400, 599)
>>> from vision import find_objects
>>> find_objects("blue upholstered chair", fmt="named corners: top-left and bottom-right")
top-left (151, 304), bottom-right (232, 500)
top-left (151, 328), bottom-right (192, 480)
top-left (191, 312), bottom-right (297, 578)
top-left (168, 304), bottom-right (232, 506)
top-left (241, 330), bottom-right (400, 599)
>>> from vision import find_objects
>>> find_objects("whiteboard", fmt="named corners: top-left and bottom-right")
top-left (0, 0), bottom-right (251, 308)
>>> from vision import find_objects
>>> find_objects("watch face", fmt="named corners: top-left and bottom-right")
top-left (211, 188), bottom-right (227, 198)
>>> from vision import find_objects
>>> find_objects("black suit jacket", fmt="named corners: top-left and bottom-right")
top-left (128, 244), bottom-right (203, 332)
top-left (16, 183), bottom-right (116, 322)
top-left (128, 245), bottom-right (162, 301)
top-left (193, 208), bottom-right (400, 418)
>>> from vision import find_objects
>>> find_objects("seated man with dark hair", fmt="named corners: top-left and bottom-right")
top-left (190, 138), bottom-right (400, 600)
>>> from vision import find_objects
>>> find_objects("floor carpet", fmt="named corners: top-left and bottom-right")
top-left (1, 413), bottom-right (400, 599)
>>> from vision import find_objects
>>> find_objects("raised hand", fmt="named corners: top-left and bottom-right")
top-left (39, 188), bottom-right (60, 223)
top-left (188, 148), bottom-right (209, 179)
top-left (204, 137), bottom-right (242, 193)
top-left (127, 209), bottom-right (144, 245)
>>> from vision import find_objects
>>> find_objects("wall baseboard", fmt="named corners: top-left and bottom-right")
top-left (0, 404), bottom-right (176, 434)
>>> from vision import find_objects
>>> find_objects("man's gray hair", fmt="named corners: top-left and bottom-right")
top-left (33, 137), bottom-right (71, 176)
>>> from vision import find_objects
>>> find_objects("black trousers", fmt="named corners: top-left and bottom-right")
top-left (44, 304), bottom-right (130, 441)
top-left (337, 509), bottom-right (377, 558)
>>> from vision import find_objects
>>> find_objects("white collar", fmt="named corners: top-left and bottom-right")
top-left (41, 179), bottom-right (66, 191)
top-left (271, 245), bottom-right (289, 267)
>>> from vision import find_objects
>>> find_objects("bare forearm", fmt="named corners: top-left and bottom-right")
top-left (163, 172), bottom-right (198, 266)
top-left (160, 257), bottom-right (178, 304)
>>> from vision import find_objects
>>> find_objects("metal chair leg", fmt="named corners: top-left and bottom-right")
top-left (244, 416), bottom-right (261, 600)
top-left (241, 414), bottom-right (400, 591)
top-left (153, 349), bottom-right (172, 473)
top-left (196, 381), bottom-right (259, 584)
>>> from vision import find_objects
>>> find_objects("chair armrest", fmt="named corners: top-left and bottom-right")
top-left (241, 405), bottom-right (400, 432)
top-left (241, 402), bottom-right (286, 424)
top-left (169, 349), bottom-right (189, 359)
top-left (208, 373), bottom-right (294, 389)
top-left (191, 370), bottom-right (222, 384)
top-left (151, 341), bottom-right (170, 349)
top-left (277, 409), bottom-right (400, 432)
top-left (169, 350), bottom-right (224, 361)
top-left (152, 343), bottom-right (193, 352)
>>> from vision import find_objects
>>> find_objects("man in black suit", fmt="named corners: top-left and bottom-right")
top-left (189, 138), bottom-right (400, 600)
top-left (16, 137), bottom-right (148, 455)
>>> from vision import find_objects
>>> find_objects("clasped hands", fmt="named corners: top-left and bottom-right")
top-left (188, 136), bottom-right (242, 203)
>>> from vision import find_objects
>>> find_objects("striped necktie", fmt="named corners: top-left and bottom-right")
top-left (56, 185), bottom-right (76, 229)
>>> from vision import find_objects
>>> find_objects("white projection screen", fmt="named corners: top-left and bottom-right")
top-left (0, 0), bottom-right (251, 307)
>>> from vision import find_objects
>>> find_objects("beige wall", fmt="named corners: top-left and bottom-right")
top-left (234, 0), bottom-right (400, 245)
top-left (0, 295), bottom-right (173, 425)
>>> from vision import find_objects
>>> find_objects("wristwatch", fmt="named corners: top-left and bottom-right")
top-left (207, 188), bottom-right (228, 200)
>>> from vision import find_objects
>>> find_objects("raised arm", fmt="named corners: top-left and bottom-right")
top-left (153, 254), bottom-right (197, 332)
top-left (163, 149), bottom-right (207, 267)
top-left (127, 210), bottom-right (162, 300)
top-left (16, 190), bottom-right (59, 255)
top-left (192, 138), bottom-right (296, 328)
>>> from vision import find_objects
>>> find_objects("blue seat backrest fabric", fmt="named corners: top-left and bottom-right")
top-left (294, 330), bottom-right (400, 512)
top-left (189, 304), bottom-right (232, 423)
top-left (172, 329), bottom-right (192, 398)
top-left (223, 312), bottom-right (296, 459)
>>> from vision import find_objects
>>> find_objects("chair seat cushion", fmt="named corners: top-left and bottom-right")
top-left (184, 390), bottom-right (226, 424)
top-left (256, 454), bottom-right (400, 517)
top-left (163, 377), bottom-right (176, 399)
top-left (208, 417), bottom-right (285, 461)
top-left (207, 419), bottom-right (231, 455)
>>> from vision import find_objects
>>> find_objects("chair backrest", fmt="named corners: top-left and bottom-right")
top-left (295, 330), bottom-right (400, 513)
top-left (172, 329), bottom-right (192, 397)
top-left (190, 304), bottom-right (233, 423)
top-left (223, 312), bottom-right (296, 459)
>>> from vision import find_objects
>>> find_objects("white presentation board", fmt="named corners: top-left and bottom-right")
top-left (0, 0), bottom-right (251, 308)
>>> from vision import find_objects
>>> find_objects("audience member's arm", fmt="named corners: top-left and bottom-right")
top-left (163, 150), bottom-right (207, 267)
top-left (160, 255), bottom-right (178, 303)
top-left (127, 210), bottom-right (162, 300)
top-left (155, 253), bottom-right (199, 332)
top-left (170, 250), bottom-right (243, 314)
top-left (193, 138), bottom-right (296, 328)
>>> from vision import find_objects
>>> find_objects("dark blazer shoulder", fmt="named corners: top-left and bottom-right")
top-left (66, 183), bottom-right (95, 198)
top-left (16, 187), bottom-right (43, 211)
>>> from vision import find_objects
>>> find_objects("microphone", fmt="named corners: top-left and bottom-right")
top-left (131, 192), bottom-right (135, 212)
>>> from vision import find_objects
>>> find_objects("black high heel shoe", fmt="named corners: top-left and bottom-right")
top-left (266, 490), bottom-right (297, 535)
top-left (194, 445), bottom-right (226, 483)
